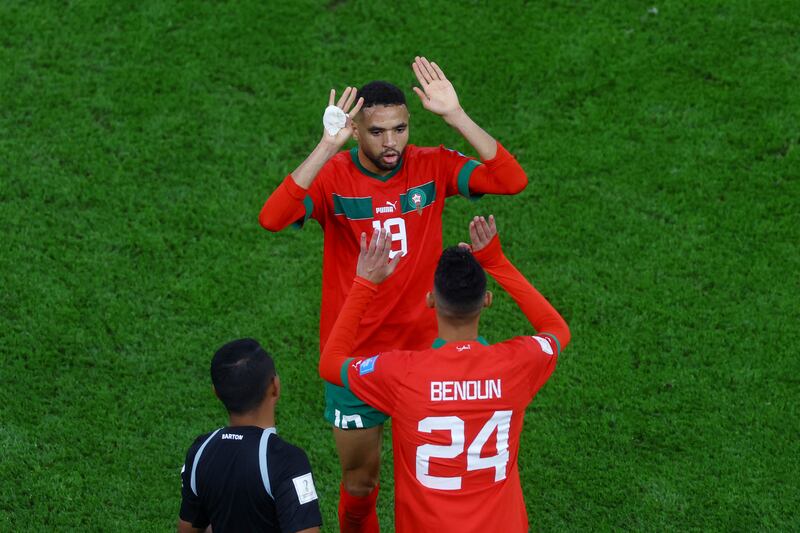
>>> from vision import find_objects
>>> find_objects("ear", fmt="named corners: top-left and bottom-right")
top-left (484, 290), bottom-right (493, 309)
top-left (271, 375), bottom-right (281, 402)
top-left (426, 291), bottom-right (435, 309)
top-left (352, 122), bottom-right (360, 141)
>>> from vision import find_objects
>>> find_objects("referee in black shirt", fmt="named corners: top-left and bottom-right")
top-left (178, 339), bottom-right (322, 533)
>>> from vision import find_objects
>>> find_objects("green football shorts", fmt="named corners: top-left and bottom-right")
top-left (324, 382), bottom-right (389, 429)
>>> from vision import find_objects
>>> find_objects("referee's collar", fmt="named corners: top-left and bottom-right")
top-left (223, 425), bottom-right (277, 432)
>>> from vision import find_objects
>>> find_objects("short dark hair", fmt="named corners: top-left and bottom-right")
top-left (211, 338), bottom-right (276, 414)
top-left (433, 247), bottom-right (487, 319)
top-left (357, 81), bottom-right (406, 109)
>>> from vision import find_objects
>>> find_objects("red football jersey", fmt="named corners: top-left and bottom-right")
top-left (300, 145), bottom-right (482, 353)
top-left (342, 335), bottom-right (560, 533)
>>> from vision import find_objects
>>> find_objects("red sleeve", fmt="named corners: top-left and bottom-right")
top-left (495, 335), bottom-right (559, 398)
top-left (318, 276), bottom-right (405, 414)
top-left (344, 350), bottom-right (409, 416)
top-left (522, 335), bottom-right (559, 395)
top-left (318, 278), bottom-right (379, 386)
top-left (526, 335), bottom-right (560, 393)
top-left (466, 142), bottom-right (528, 195)
top-left (258, 175), bottom-right (325, 231)
top-left (473, 236), bottom-right (570, 353)
top-left (439, 142), bottom-right (527, 200)
top-left (436, 145), bottom-right (482, 199)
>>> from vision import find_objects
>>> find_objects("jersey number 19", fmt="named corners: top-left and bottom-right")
top-left (372, 218), bottom-right (407, 258)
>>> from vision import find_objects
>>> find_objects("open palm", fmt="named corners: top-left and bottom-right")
top-left (412, 56), bottom-right (461, 117)
top-left (322, 87), bottom-right (364, 148)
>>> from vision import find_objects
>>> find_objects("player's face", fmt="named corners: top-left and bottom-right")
top-left (353, 105), bottom-right (410, 173)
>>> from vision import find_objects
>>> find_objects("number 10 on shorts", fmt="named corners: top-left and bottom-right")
top-left (372, 218), bottom-right (407, 258)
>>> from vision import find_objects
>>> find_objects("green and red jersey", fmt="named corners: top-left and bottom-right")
top-left (344, 334), bottom-right (559, 533)
top-left (318, 237), bottom-right (571, 532)
top-left (259, 143), bottom-right (526, 355)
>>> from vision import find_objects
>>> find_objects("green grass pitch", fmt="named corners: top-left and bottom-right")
top-left (1, 0), bottom-right (798, 530)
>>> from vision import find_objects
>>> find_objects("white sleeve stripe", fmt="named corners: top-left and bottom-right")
top-left (190, 428), bottom-right (222, 496)
top-left (258, 427), bottom-right (278, 498)
top-left (531, 335), bottom-right (555, 356)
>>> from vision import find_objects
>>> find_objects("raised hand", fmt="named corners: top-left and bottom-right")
top-left (411, 56), bottom-right (461, 118)
top-left (356, 228), bottom-right (402, 284)
top-left (459, 215), bottom-right (497, 253)
top-left (322, 87), bottom-right (364, 148)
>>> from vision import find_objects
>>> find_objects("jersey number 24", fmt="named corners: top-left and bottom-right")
top-left (415, 410), bottom-right (511, 490)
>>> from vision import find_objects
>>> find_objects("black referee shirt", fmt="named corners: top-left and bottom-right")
top-left (180, 426), bottom-right (322, 532)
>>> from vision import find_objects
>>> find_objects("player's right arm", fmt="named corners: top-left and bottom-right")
top-left (258, 88), bottom-right (364, 231)
top-left (470, 216), bottom-right (571, 353)
top-left (317, 228), bottom-right (410, 416)
top-left (177, 520), bottom-right (203, 533)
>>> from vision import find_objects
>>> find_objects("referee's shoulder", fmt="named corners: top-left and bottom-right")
top-left (268, 434), bottom-right (308, 459)
top-left (184, 429), bottom-right (218, 458)
top-left (267, 434), bottom-right (313, 472)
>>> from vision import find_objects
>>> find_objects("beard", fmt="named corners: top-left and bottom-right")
top-left (365, 147), bottom-right (403, 171)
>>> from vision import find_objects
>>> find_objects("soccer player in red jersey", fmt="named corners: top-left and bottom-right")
top-left (319, 216), bottom-right (570, 533)
top-left (259, 57), bottom-right (528, 531)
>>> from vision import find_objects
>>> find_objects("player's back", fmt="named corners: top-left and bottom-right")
top-left (386, 335), bottom-right (558, 533)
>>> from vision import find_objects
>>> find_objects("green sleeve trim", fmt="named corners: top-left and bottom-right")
top-left (457, 159), bottom-right (484, 202)
top-left (341, 358), bottom-right (354, 389)
top-left (291, 196), bottom-right (314, 230)
top-left (539, 333), bottom-right (561, 356)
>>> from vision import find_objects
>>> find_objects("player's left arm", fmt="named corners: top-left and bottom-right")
top-left (412, 56), bottom-right (527, 195)
top-left (470, 215), bottom-right (570, 352)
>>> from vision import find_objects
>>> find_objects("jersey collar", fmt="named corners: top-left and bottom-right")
top-left (431, 336), bottom-right (489, 349)
top-left (350, 147), bottom-right (404, 182)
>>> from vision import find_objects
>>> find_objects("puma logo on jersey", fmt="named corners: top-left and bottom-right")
top-left (375, 201), bottom-right (398, 214)
top-left (456, 345), bottom-right (471, 352)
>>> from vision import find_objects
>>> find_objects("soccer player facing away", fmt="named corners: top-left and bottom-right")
top-left (259, 57), bottom-right (527, 531)
top-left (178, 339), bottom-right (322, 533)
top-left (319, 217), bottom-right (571, 533)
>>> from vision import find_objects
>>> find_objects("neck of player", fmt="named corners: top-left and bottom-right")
top-left (228, 402), bottom-right (276, 430)
top-left (436, 315), bottom-right (481, 344)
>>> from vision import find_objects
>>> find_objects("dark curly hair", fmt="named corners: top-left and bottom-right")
top-left (356, 80), bottom-right (406, 108)
top-left (433, 247), bottom-right (487, 320)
